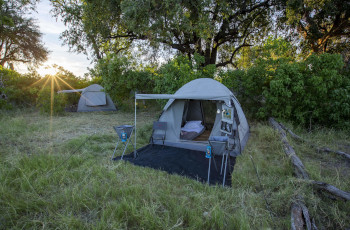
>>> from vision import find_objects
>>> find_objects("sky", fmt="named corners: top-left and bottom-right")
top-left (16, 1), bottom-right (91, 77)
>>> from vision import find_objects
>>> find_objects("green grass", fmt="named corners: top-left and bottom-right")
top-left (0, 109), bottom-right (349, 229)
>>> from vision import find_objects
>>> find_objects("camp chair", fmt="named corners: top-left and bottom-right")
top-left (151, 121), bottom-right (167, 147)
top-left (111, 125), bottom-right (135, 160)
top-left (208, 136), bottom-right (229, 187)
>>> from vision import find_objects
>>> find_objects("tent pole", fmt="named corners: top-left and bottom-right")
top-left (134, 94), bottom-right (137, 158)
top-left (207, 157), bottom-right (211, 184)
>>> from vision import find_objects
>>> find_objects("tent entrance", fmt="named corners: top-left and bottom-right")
top-left (180, 100), bottom-right (218, 142)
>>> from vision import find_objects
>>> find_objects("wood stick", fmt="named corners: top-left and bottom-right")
top-left (269, 117), bottom-right (309, 179)
top-left (278, 121), bottom-right (350, 162)
top-left (316, 148), bottom-right (350, 162)
top-left (270, 117), bottom-right (350, 229)
top-left (278, 122), bottom-right (304, 142)
top-left (270, 118), bottom-right (312, 230)
top-left (291, 202), bottom-right (305, 230)
top-left (291, 199), bottom-right (312, 230)
top-left (272, 118), bottom-right (350, 201)
top-left (311, 181), bottom-right (350, 201)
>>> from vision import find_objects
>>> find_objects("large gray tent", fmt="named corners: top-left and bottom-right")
top-left (58, 84), bottom-right (117, 112)
top-left (134, 78), bottom-right (249, 156)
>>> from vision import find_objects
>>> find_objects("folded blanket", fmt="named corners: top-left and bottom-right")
top-left (181, 120), bottom-right (204, 133)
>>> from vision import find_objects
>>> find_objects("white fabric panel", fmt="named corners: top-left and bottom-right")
top-left (85, 92), bottom-right (106, 106)
top-left (156, 100), bottom-right (184, 141)
top-left (232, 98), bottom-right (249, 150)
top-left (210, 102), bottom-right (223, 138)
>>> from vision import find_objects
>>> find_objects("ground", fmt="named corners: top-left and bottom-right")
top-left (0, 109), bottom-right (349, 229)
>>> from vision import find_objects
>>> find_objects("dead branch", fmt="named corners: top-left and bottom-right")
top-left (291, 202), bottom-right (305, 230)
top-left (278, 122), bottom-right (350, 162)
top-left (270, 117), bottom-right (312, 230)
top-left (269, 117), bottom-right (309, 179)
top-left (270, 117), bottom-right (350, 229)
top-left (316, 148), bottom-right (350, 162)
top-left (291, 198), bottom-right (312, 230)
top-left (278, 122), bottom-right (304, 142)
top-left (271, 118), bottom-right (350, 201)
top-left (311, 181), bottom-right (350, 201)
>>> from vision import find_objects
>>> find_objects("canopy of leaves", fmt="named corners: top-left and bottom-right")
top-left (0, 0), bottom-right (48, 68)
top-left (52, 0), bottom-right (283, 67)
top-left (236, 36), bottom-right (298, 69)
top-left (286, 0), bottom-right (350, 56)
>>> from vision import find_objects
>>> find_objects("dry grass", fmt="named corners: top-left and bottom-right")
top-left (0, 109), bottom-right (349, 229)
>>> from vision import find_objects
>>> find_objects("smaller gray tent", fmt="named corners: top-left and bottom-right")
top-left (58, 84), bottom-right (117, 112)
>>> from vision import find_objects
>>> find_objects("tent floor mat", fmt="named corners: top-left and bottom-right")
top-left (193, 129), bottom-right (211, 141)
top-left (114, 144), bottom-right (235, 186)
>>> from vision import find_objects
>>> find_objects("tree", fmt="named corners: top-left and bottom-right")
top-left (0, 0), bottom-right (49, 68)
top-left (52, 0), bottom-right (283, 67)
top-left (286, 0), bottom-right (350, 54)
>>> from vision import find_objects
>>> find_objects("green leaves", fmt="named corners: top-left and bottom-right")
top-left (0, 0), bottom-right (48, 67)
top-left (153, 54), bottom-right (216, 95)
top-left (52, 0), bottom-right (278, 67)
top-left (221, 53), bottom-right (350, 129)
top-left (286, 0), bottom-right (350, 54)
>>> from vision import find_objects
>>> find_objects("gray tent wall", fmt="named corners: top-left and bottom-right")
top-left (135, 78), bottom-right (249, 156)
top-left (75, 84), bottom-right (116, 112)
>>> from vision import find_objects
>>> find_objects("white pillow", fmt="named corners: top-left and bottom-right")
top-left (181, 120), bottom-right (204, 133)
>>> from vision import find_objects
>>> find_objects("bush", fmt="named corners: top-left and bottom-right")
top-left (0, 66), bottom-right (41, 108)
top-left (95, 54), bottom-right (154, 109)
top-left (154, 53), bottom-right (216, 95)
top-left (221, 53), bottom-right (350, 129)
top-left (36, 87), bottom-right (67, 115)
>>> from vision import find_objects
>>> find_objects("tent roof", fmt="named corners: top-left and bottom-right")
top-left (136, 78), bottom-right (234, 109)
top-left (83, 84), bottom-right (104, 93)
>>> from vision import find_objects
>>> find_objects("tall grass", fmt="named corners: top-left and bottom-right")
top-left (0, 109), bottom-right (349, 229)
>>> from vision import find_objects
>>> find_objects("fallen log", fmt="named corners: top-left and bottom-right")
top-left (270, 118), bottom-right (350, 229)
top-left (269, 118), bottom-right (312, 229)
top-left (269, 118), bottom-right (309, 179)
top-left (316, 148), bottom-right (350, 162)
top-left (291, 202), bottom-right (305, 230)
top-left (311, 181), bottom-right (350, 201)
top-left (291, 197), bottom-right (312, 230)
top-left (278, 122), bottom-right (350, 162)
top-left (271, 118), bottom-right (350, 201)
top-left (278, 122), bottom-right (304, 142)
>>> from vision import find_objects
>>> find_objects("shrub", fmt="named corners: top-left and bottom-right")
top-left (95, 54), bottom-right (154, 109)
top-left (154, 54), bottom-right (216, 95)
top-left (36, 87), bottom-right (67, 115)
top-left (0, 66), bottom-right (40, 108)
top-left (221, 53), bottom-right (350, 129)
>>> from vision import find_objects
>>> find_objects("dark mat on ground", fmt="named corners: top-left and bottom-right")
top-left (114, 144), bottom-right (236, 186)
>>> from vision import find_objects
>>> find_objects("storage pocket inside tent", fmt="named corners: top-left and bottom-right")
top-left (85, 92), bottom-right (107, 106)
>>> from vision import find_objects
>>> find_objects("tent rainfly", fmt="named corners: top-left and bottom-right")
top-left (133, 78), bottom-right (249, 156)
top-left (58, 84), bottom-right (117, 112)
